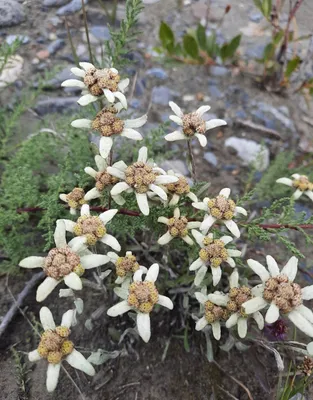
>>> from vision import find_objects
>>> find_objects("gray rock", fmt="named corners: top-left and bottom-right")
top-left (0, 0), bottom-right (25, 27)
top-left (56, 0), bottom-right (88, 16)
top-left (43, 0), bottom-right (68, 6)
top-left (146, 68), bottom-right (168, 80)
top-left (210, 65), bottom-right (229, 77)
top-left (208, 84), bottom-right (223, 99)
top-left (35, 97), bottom-right (79, 115)
top-left (90, 26), bottom-right (110, 41)
top-left (256, 102), bottom-right (296, 131)
top-left (249, 11), bottom-right (262, 22)
top-left (47, 39), bottom-right (65, 55)
top-left (151, 86), bottom-right (172, 105)
top-left (225, 137), bottom-right (270, 171)
top-left (6, 34), bottom-right (29, 45)
top-left (38, 67), bottom-right (75, 89)
top-left (160, 160), bottom-right (189, 176)
top-left (204, 152), bottom-right (218, 167)
top-left (244, 43), bottom-right (267, 59)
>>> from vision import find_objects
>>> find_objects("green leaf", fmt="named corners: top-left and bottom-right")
top-left (285, 56), bottom-right (301, 78)
top-left (273, 30), bottom-right (284, 45)
top-left (253, 0), bottom-right (263, 11)
top-left (183, 34), bottom-right (199, 59)
top-left (159, 21), bottom-right (175, 49)
top-left (196, 24), bottom-right (206, 50)
top-left (263, 42), bottom-right (275, 61)
top-left (206, 32), bottom-right (219, 58)
top-left (262, 0), bottom-right (272, 18)
top-left (220, 34), bottom-right (241, 61)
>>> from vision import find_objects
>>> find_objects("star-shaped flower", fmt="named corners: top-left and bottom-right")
top-left (59, 187), bottom-right (87, 215)
top-left (107, 251), bottom-right (147, 284)
top-left (107, 147), bottom-right (178, 215)
top-left (189, 230), bottom-right (241, 286)
top-left (157, 207), bottom-right (201, 246)
top-left (28, 307), bottom-right (95, 392)
top-left (276, 174), bottom-right (313, 201)
top-left (242, 255), bottom-right (313, 338)
top-left (107, 264), bottom-right (173, 342)
top-left (19, 220), bottom-right (110, 301)
top-left (61, 62), bottom-right (129, 107)
top-left (193, 188), bottom-right (247, 238)
top-left (164, 101), bottom-right (227, 147)
top-left (164, 169), bottom-right (198, 206)
top-left (71, 105), bottom-right (147, 159)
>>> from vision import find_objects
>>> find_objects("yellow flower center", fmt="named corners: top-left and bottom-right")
top-left (44, 247), bottom-right (81, 280)
top-left (199, 238), bottom-right (228, 267)
top-left (166, 176), bottom-right (190, 195)
top-left (227, 286), bottom-right (252, 317)
top-left (207, 195), bottom-right (236, 220)
top-left (182, 112), bottom-right (206, 137)
top-left (95, 170), bottom-right (119, 191)
top-left (127, 281), bottom-right (159, 313)
top-left (66, 187), bottom-right (86, 209)
top-left (84, 67), bottom-right (120, 96)
top-left (116, 254), bottom-right (140, 277)
top-left (167, 216), bottom-right (188, 237)
top-left (292, 175), bottom-right (313, 192)
top-left (125, 162), bottom-right (156, 193)
top-left (73, 215), bottom-right (106, 245)
top-left (37, 327), bottom-right (74, 364)
top-left (92, 109), bottom-right (125, 137)
top-left (204, 300), bottom-right (230, 323)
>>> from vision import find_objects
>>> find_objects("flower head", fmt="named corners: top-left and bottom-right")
top-left (107, 147), bottom-right (178, 215)
top-left (193, 188), bottom-right (247, 238)
top-left (157, 207), bottom-right (201, 246)
top-left (19, 220), bottom-right (110, 301)
top-left (189, 230), bottom-right (241, 286)
top-left (164, 170), bottom-right (198, 206)
top-left (84, 155), bottom-right (125, 205)
top-left (242, 255), bottom-right (313, 338)
top-left (60, 204), bottom-right (121, 251)
top-left (108, 251), bottom-right (147, 284)
top-left (276, 174), bottom-right (313, 202)
top-left (71, 104), bottom-right (147, 159)
top-left (28, 307), bottom-right (95, 392)
top-left (107, 264), bottom-right (173, 342)
top-left (61, 62), bottom-right (129, 108)
top-left (164, 101), bottom-right (227, 147)
top-left (59, 187), bottom-right (87, 215)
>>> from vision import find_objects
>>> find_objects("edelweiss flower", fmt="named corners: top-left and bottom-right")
top-left (193, 188), bottom-right (247, 238)
top-left (242, 255), bottom-right (313, 337)
top-left (61, 62), bottom-right (129, 107)
top-left (194, 290), bottom-right (230, 340)
top-left (107, 264), bottom-right (173, 342)
top-left (205, 270), bottom-right (264, 338)
top-left (71, 105), bottom-right (147, 159)
top-left (157, 207), bottom-right (201, 246)
top-left (189, 230), bottom-right (241, 286)
top-left (19, 220), bottom-right (110, 301)
top-left (276, 174), bottom-right (313, 201)
top-left (107, 251), bottom-right (147, 284)
top-left (59, 187), bottom-right (87, 215)
top-left (164, 101), bottom-right (227, 147)
top-left (28, 307), bottom-right (95, 392)
top-left (107, 147), bottom-right (178, 216)
top-left (60, 204), bottom-right (121, 251)
top-left (164, 170), bottom-right (198, 206)
top-left (84, 155), bottom-right (126, 205)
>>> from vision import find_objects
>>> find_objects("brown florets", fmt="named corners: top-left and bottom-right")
top-left (125, 162), bottom-right (156, 193)
top-left (298, 356), bottom-right (313, 376)
top-left (227, 285), bottom-right (252, 314)
top-left (37, 327), bottom-right (73, 364)
top-left (263, 274), bottom-right (302, 313)
top-left (116, 254), bottom-right (140, 277)
top-left (292, 175), bottom-right (313, 192)
top-left (127, 281), bottom-right (159, 313)
top-left (92, 108), bottom-right (124, 137)
top-left (204, 300), bottom-right (228, 323)
top-left (182, 112), bottom-right (206, 137)
top-left (84, 67), bottom-right (120, 96)
top-left (73, 215), bottom-right (106, 245)
top-left (44, 247), bottom-right (81, 280)
top-left (66, 188), bottom-right (86, 209)
top-left (208, 195), bottom-right (236, 220)
top-left (166, 176), bottom-right (190, 195)
top-left (168, 216), bottom-right (188, 238)
top-left (95, 170), bottom-right (119, 191)
top-left (199, 237), bottom-right (228, 268)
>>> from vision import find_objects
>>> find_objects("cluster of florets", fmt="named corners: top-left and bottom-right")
top-left (263, 275), bottom-right (302, 313)
top-left (199, 237), bottom-right (228, 268)
top-left (65, 188), bottom-right (86, 209)
top-left (167, 216), bottom-right (189, 237)
top-left (182, 112), bottom-right (206, 136)
top-left (292, 175), bottom-right (313, 192)
top-left (207, 195), bottom-right (236, 220)
top-left (125, 162), bottom-right (156, 193)
top-left (116, 254), bottom-right (140, 277)
top-left (44, 247), bottom-right (83, 279)
top-left (73, 215), bottom-right (106, 245)
top-left (37, 327), bottom-right (74, 364)
top-left (227, 286), bottom-right (252, 316)
top-left (204, 300), bottom-right (230, 323)
top-left (84, 67), bottom-right (120, 96)
top-left (92, 107), bottom-right (124, 137)
top-left (298, 356), bottom-right (313, 376)
top-left (127, 281), bottom-right (159, 313)
top-left (95, 170), bottom-right (119, 191)
top-left (166, 176), bottom-right (190, 195)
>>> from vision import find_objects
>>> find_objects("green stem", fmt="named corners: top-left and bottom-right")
top-left (81, 0), bottom-right (94, 65)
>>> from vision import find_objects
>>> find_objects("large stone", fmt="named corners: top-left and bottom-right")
top-left (0, 0), bottom-right (25, 27)
top-left (34, 97), bottom-right (79, 115)
top-left (160, 160), bottom-right (189, 176)
top-left (151, 86), bottom-right (173, 105)
top-left (56, 0), bottom-right (88, 16)
top-left (225, 136), bottom-right (270, 171)
top-left (43, 0), bottom-right (68, 6)
top-left (0, 55), bottom-right (24, 88)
